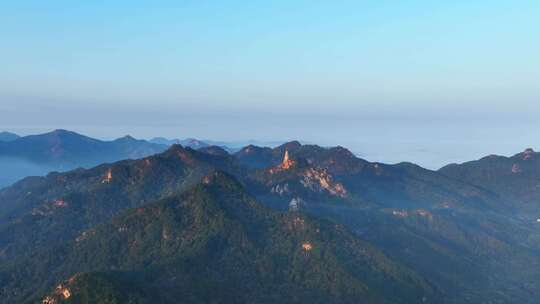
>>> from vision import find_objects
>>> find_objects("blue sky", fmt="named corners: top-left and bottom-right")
top-left (1, 1), bottom-right (539, 167)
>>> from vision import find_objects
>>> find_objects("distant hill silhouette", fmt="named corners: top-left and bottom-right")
top-left (0, 129), bottom-right (167, 187)
top-left (0, 131), bottom-right (19, 142)
top-left (149, 137), bottom-right (209, 149)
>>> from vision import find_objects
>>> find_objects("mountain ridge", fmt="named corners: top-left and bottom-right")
top-left (439, 147), bottom-right (540, 214)
top-left (0, 130), bottom-right (168, 188)
top-left (1, 135), bottom-right (540, 302)
top-left (4, 171), bottom-right (437, 303)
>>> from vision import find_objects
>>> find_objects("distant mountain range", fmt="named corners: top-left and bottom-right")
top-left (0, 130), bottom-right (168, 188)
top-left (0, 130), bottom-right (166, 166)
top-left (0, 130), bottom-right (287, 188)
top-left (1, 138), bottom-right (540, 303)
top-left (149, 137), bottom-right (210, 149)
top-left (149, 136), bottom-right (283, 152)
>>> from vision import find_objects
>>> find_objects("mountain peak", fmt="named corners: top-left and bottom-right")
top-left (38, 129), bottom-right (95, 142)
top-left (49, 129), bottom-right (86, 137)
top-left (278, 140), bottom-right (302, 151)
top-left (0, 131), bottom-right (19, 142)
top-left (239, 144), bottom-right (264, 153)
top-left (178, 138), bottom-right (209, 149)
top-left (48, 129), bottom-right (77, 137)
top-left (115, 135), bottom-right (137, 142)
top-left (52, 129), bottom-right (70, 134)
top-left (522, 148), bottom-right (536, 160)
top-left (166, 143), bottom-right (186, 152)
top-left (162, 144), bottom-right (202, 165)
top-left (330, 146), bottom-right (355, 157)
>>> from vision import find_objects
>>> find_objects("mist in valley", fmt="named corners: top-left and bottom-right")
top-left (0, 157), bottom-right (57, 189)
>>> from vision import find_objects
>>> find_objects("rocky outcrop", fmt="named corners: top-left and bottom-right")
top-left (300, 168), bottom-right (348, 198)
top-left (269, 150), bottom-right (296, 173)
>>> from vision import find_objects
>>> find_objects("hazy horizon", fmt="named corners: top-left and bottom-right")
top-left (2, 115), bottom-right (539, 170)
top-left (1, 1), bottom-right (539, 169)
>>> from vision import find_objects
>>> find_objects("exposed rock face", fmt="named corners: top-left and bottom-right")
top-left (390, 209), bottom-right (433, 220)
top-left (289, 197), bottom-right (305, 211)
top-left (271, 183), bottom-right (290, 196)
top-left (302, 242), bottom-right (313, 251)
top-left (300, 168), bottom-right (348, 198)
top-left (31, 199), bottom-right (70, 216)
top-left (42, 283), bottom-right (71, 303)
top-left (281, 150), bottom-right (293, 169)
top-left (392, 210), bottom-right (409, 217)
top-left (102, 168), bottom-right (113, 183)
top-left (53, 199), bottom-right (67, 207)
top-left (269, 150), bottom-right (296, 173)
top-left (42, 297), bottom-right (56, 304)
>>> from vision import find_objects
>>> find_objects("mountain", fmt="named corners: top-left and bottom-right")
top-left (439, 148), bottom-right (540, 214)
top-left (150, 137), bottom-right (245, 154)
top-left (150, 137), bottom-right (287, 154)
top-left (2, 172), bottom-right (436, 303)
top-left (1, 142), bottom-right (540, 303)
top-left (0, 130), bottom-right (167, 166)
top-left (0, 132), bottom-right (19, 142)
top-left (0, 130), bottom-right (167, 188)
top-left (202, 139), bottom-right (285, 152)
top-left (236, 141), bottom-right (506, 212)
top-left (234, 144), bottom-right (275, 168)
top-left (233, 143), bottom-right (540, 302)
top-left (0, 145), bottom-right (224, 262)
top-left (148, 137), bottom-right (182, 146)
top-left (149, 137), bottom-right (209, 149)
top-left (197, 145), bottom-right (230, 156)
